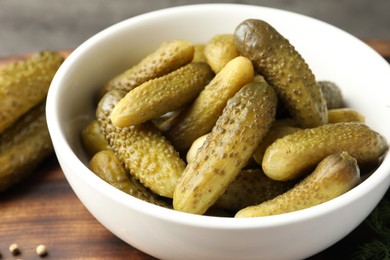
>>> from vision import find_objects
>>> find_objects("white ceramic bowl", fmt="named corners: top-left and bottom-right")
top-left (46, 4), bottom-right (390, 260)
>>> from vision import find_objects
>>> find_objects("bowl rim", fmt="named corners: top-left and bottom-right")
top-left (47, 3), bottom-right (390, 230)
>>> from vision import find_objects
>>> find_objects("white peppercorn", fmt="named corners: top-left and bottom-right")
top-left (9, 243), bottom-right (21, 255)
top-left (36, 244), bottom-right (47, 257)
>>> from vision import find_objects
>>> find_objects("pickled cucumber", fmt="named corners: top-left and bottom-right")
top-left (234, 19), bottom-right (327, 128)
top-left (81, 120), bottom-right (111, 157)
top-left (0, 51), bottom-right (64, 134)
top-left (236, 152), bottom-right (360, 217)
top-left (262, 122), bottom-right (388, 181)
top-left (97, 90), bottom-right (186, 198)
top-left (204, 34), bottom-right (239, 73)
top-left (165, 56), bottom-right (254, 151)
top-left (89, 150), bottom-right (170, 207)
top-left (111, 62), bottom-right (214, 127)
top-left (253, 125), bottom-right (301, 164)
top-left (0, 102), bottom-right (53, 191)
top-left (186, 133), bottom-right (208, 163)
top-left (215, 169), bottom-right (296, 212)
top-left (318, 80), bottom-right (344, 109)
top-left (99, 40), bottom-right (194, 97)
top-left (328, 108), bottom-right (365, 123)
top-left (192, 44), bottom-right (207, 62)
top-left (173, 81), bottom-right (277, 214)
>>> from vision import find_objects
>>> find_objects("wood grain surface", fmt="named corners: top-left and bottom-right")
top-left (1, 156), bottom-right (155, 260)
top-left (0, 41), bottom-right (389, 260)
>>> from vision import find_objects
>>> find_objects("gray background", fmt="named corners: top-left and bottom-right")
top-left (0, 0), bottom-right (389, 57)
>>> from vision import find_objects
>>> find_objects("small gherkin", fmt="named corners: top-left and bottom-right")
top-left (234, 19), bottom-right (328, 128)
top-left (96, 89), bottom-right (186, 198)
top-left (236, 152), bottom-right (360, 217)
top-left (204, 34), bottom-right (239, 73)
top-left (262, 122), bottom-right (389, 181)
top-left (80, 120), bottom-right (112, 157)
top-left (0, 102), bottom-right (53, 191)
top-left (173, 81), bottom-right (278, 215)
top-left (317, 80), bottom-right (344, 109)
top-left (327, 108), bottom-right (365, 123)
top-left (111, 62), bottom-right (214, 127)
top-left (0, 51), bottom-right (64, 134)
top-left (89, 150), bottom-right (171, 208)
top-left (99, 39), bottom-right (194, 98)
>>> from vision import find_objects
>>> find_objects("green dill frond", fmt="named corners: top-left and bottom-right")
top-left (352, 239), bottom-right (390, 260)
top-left (352, 189), bottom-right (390, 260)
top-left (366, 191), bottom-right (390, 238)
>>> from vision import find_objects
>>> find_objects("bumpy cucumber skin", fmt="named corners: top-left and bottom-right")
top-left (99, 40), bottom-right (194, 98)
top-left (236, 152), bottom-right (360, 217)
top-left (89, 150), bottom-right (170, 208)
top-left (262, 122), bottom-right (388, 181)
top-left (165, 56), bottom-right (254, 152)
top-left (0, 51), bottom-right (64, 134)
top-left (97, 90), bottom-right (186, 198)
top-left (0, 102), bottom-right (53, 191)
top-left (111, 62), bottom-right (214, 127)
top-left (173, 81), bottom-right (277, 215)
top-left (215, 169), bottom-right (296, 212)
top-left (234, 19), bottom-right (327, 128)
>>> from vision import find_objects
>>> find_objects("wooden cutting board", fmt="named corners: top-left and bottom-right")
top-left (0, 41), bottom-right (389, 259)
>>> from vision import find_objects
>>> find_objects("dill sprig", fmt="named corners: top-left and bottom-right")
top-left (352, 188), bottom-right (390, 260)
top-left (366, 195), bottom-right (390, 238)
top-left (352, 240), bottom-right (390, 260)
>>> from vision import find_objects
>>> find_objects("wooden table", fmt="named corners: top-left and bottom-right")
top-left (1, 40), bottom-right (389, 260)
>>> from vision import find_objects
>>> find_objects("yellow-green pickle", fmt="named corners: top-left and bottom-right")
top-left (96, 90), bottom-right (186, 198)
top-left (236, 152), bottom-right (360, 217)
top-left (204, 34), bottom-right (239, 73)
top-left (111, 62), bottom-right (214, 127)
top-left (0, 102), bottom-right (53, 191)
top-left (262, 122), bottom-right (388, 181)
top-left (327, 108), bottom-right (365, 123)
top-left (0, 51), bottom-right (64, 134)
top-left (234, 19), bottom-right (327, 128)
top-left (89, 150), bottom-right (170, 208)
top-left (81, 120), bottom-right (112, 157)
top-left (99, 39), bottom-right (194, 98)
top-left (253, 125), bottom-right (301, 164)
top-left (173, 81), bottom-right (278, 215)
top-left (192, 44), bottom-right (207, 63)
